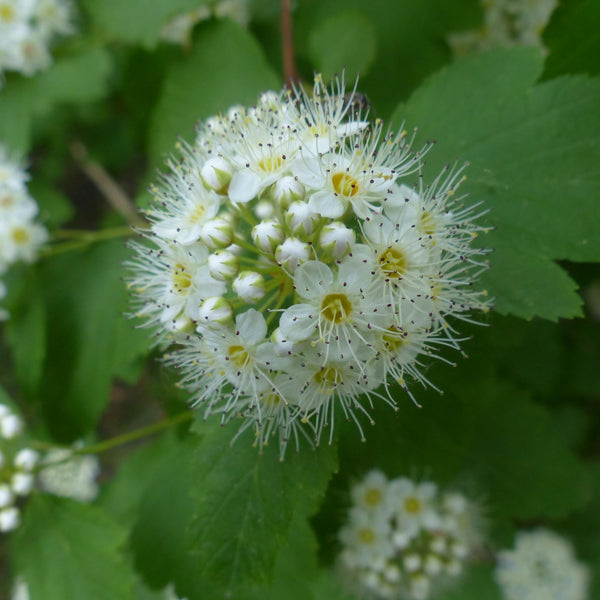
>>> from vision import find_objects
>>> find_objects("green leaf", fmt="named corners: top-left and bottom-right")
top-left (149, 19), bottom-right (280, 165)
top-left (81, 0), bottom-right (209, 46)
top-left (3, 268), bottom-right (46, 399)
top-left (0, 48), bottom-right (113, 154)
top-left (307, 11), bottom-right (378, 81)
top-left (12, 495), bottom-right (136, 600)
top-left (38, 240), bottom-right (150, 440)
top-left (132, 422), bottom-right (337, 598)
top-left (543, 0), bottom-right (600, 79)
top-left (392, 47), bottom-right (600, 319)
top-left (442, 564), bottom-right (502, 600)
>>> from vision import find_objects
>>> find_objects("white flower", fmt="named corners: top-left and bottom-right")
top-left (390, 478), bottom-right (440, 534)
top-left (0, 0), bottom-right (75, 81)
top-left (494, 528), bottom-right (589, 600)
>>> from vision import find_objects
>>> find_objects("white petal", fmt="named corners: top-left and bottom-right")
top-left (279, 304), bottom-right (315, 341)
top-left (228, 170), bottom-right (262, 204)
top-left (294, 261), bottom-right (333, 300)
top-left (308, 190), bottom-right (346, 218)
top-left (236, 308), bottom-right (267, 344)
top-left (289, 157), bottom-right (323, 189)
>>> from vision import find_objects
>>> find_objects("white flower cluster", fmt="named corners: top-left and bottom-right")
top-left (160, 0), bottom-right (248, 46)
top-left (448, 0), bottom-right (558, 54)
top-left (0, 403), bottom-right (38, 533)
top-left (37, 445), bottom-right (100, 502)
top-left (0, 148), bottom-right (48, 320)
top-left (127, 76), bottom-right (490, 457)
top-left (338, 471), bottom-right (481, 599)
top-left (0, 0), bottom-right (73, 81)
top-left (494, 528), bottom-right (590, 600)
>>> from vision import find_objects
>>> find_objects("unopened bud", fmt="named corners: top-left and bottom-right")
top-left (0, 507), bottom-right (20, 532)
top-left (319, 221), bottom-right (355, 259)
top-left (200, 157), bottom-right (233, 194)
top-left (285, 201), bottom-right (319, 236)
top-left (233, 271), bottom-right (266, 303)
top-left (197, 296), bottom-right (233, 324)
top-left (252, 219), bottom-right (284, 253)
top-left (275, 238), bottom-right (311, 273)
top-left (200, 216), bottom-right (233, 249)
top-left (208, 249), bottom-right (239, 280)
top-left (0, 484), bottom-right (13, 508)
top-left (12, 473), bottom-right (34, 496)
top-left (1, 414), bottom-right (22, 439)
top-left (273, 176), bottom-right (305, 208)
top-left (14, 448), bottom-right (39, 471)
top-left (403, 554), bottom-right (422, 573)
top-left (255, 200), bottom-right (274, 219)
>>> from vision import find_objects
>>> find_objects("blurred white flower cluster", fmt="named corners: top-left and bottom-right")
top-left (494, 528), bottom-right (589, 600)
top-left (160, 0), bottom-right (249, 46)
top-left (0, 147), bottom-right (48, 320)
top-left (448, 0), bottom-right (558, 54)
top-left (127, 75), bottom-right (490, 457)
top-left (338, 470), bottom-right (482, 599)
top-left (37, 445), bottom-right (100, 502)
top-left (0, 0), bottom-right (74, 82)
top-left (0, 403), bottom-right (38, 533)
top-left (0, 399), bottom-right (99, 539)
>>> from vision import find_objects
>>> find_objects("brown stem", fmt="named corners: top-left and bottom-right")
top-left (281, 0), bottom-right (299, 88)
top-left (70, 140), bottom-right (147, 228)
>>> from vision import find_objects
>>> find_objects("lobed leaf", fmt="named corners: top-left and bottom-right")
top-left (12, 495), bottom-right (136, 600)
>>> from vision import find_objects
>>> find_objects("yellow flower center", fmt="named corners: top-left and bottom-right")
top-left (365, 488), bottom-right (382, 507)
top-left (404, 496), bottom-right (422, 514)
top-left (313, 366), bottom-right (343, 389)
top-left (228, 345), bottom-right (250, 369)
top-left (382, 325), bottom-right (408, 352)
top-left (379, 247), bottom-right (407, 278)
top-left (0, 4), bottom-right (15, 22)
top-left (419, 210), bottom-right (437, 235)
top-left (321, 293), bottom-right (352, 324)
top-left (188, 204), bottom-right (206, 224)
top-left (172, 263), bottom-right (192, 292)
top-left (258, 155), bottom-right (284, 172)
top-left (358, 528), bottom-right (375, 544)
top-left (331, 172), bottom-right (359, 197)
top-left (11, 227), bottom-right (30, 245)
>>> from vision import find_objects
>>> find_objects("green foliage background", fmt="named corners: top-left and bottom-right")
top-left (1, 0), bottom-right (599, 598)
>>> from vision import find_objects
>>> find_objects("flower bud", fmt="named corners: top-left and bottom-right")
top-left (0, 507), bottom-right (20, 532)
top-left (430, 537), bottom-right (447, 554)
top-left (252, 219), bottom-right (284, 253)
top-left (285, 201), bottom-right (319, 236)
top-left (197, 296), bottom-right (233, 325)
top-left (208, 250), bottom-right (239, 281)
top-left (273, 176), bottom-right (305, 208)
top-left (227, 105), bottom-right (245, 121)
top-left (14, 448), bottom-right (39, 471)
top-left (255, 200), bottom-right (274, 219)
top-left (275, 238), bottom-right (311, 273)
top-left (0, 404), bottom-right (9, 418)
top-left (424, 554), bottom-right (443, 576)
top-left (1, 414), bottom-right (22, 439)
top-left (12, 472), bottom-right (34, 496)
top-left (200, 157), bottom-right (233, 194)
top-left (319, 221), bottom-right (356, 259)
top-left (200, 216), bottom-right (234, 249)
top-left (403, 554), bottom-right (422, 573)
top-left (233, 271), bottom-right (265, 303)
top-left (0, 484), bottom-right (13, 508)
